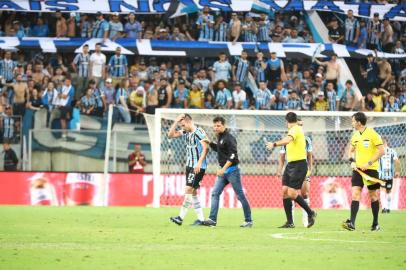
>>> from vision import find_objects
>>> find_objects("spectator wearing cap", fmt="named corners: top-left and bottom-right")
top-left (357, 20), bottom-right (368, 49)
top-left (108, 47), bottom-right (128, 87)
top-left (325, 82), bottom-right (338, 111)
top-left (92, 12), bottom-right (109, 42)
top-left (255, 81), bottom-right (272, 110)
top-left (0, 51), bottom-right (17, 83)
top-left (382, 18), bottom-right (394, 53)
top-left (80, 88), bottom-right (96, 115)
top-left (129, 86), bottom-right (146, 123)
top-left (67, 12), bottom-right (76, 37)
top-left (214, 15), bottom-right (228, 42)
top-left (263, 51), bottom-right (287, 90)
top-left (367, 12), bottom-right (383, 50)
top-left (72, 44), bottom-right (90, 99)
top-left (3, 141), bottom-right (18, 171)
top-left (328, 17), bottom-right (344, 44)
top-left (196, 6), bottom-right (214, 41)
top-left (11, 20), bottom-right (25, 38)
top-left (172, 79), bottom-right (189, 109)
top-left (229, 12), bottom-right (241, 44)
top-left (89, 43), bottom-right (107, 88)
top-left (125, 12), bottom-right (142, 40)
top-left (188, 83), bottom-right (204, 109)
top-left (283, 29), bottom-right (304, 43)
top-left (286, 90), bottom-right (301, 110)
top-left (242, 13), bottom-right (257, 42)
top-left (101, 78), bottom-right (115, 106)
top-left (212, 52), bottom-right (232, 83)
top-left (232, 82), bottom-right (246, 109)
top-left (109, 12), bottom-right (124, 41)
top-left (257, 13), bottom-right (271, 42)
top-left (214, 80), bottom-right (232, 109)
top-left (338, 80), bottom-right (356, 111)
top-left (232, 50), bottom-right (250, 88)
top-left (314, 54), bottom-right (340, 91)
top-left (55, 11), bottom-right (67, 38)
top-left (344, 9), bottom-right (360, 47)
top-left (360, 53), bottom-right (379, 94)
top-left (31, 17), bottom-right (49, 37)
top-left (314, 91), bottom-right (328, 111)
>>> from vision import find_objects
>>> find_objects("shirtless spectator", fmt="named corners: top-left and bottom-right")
top-left (55, 11), bottom-right (67, 38)
top-left (32, 63), bottom-right (45, 84)
top-left (314, 53), bottom-right (341, 90)
top-left (12, 74), bottom-right (29, 116)
top-left (146, 79), bottom-right (159, 114)
top-left (377, 58), bottom-right (392, 89)
top-left (229, 12), bottom-right (241, 44)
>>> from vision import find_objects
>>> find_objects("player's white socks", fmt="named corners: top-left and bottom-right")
top-left (387, 193), bottom-right (392, 210)
top-left (179, 194), bottom-right (192, 219)
top-left (192, 195), bottom-right (204, 221)
top-left (302, 198), bottom-right (310, 227)
top-left (380, 191), bottom-right (387, 209)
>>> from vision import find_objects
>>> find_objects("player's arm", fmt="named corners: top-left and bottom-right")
top-left (277, 151), bottom-right (285, 177)
top-left (194, 140), bottom-right (209, 173)
top-left (167, 114), bottom-right (184, 138)
top-left (307, 151), bottom-right (313, 177)
top-left (266, 135), bottom-right (293, 151)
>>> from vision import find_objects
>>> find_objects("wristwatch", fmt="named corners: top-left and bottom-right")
top-left (367, 161), bottom-right (373, 166)
top-left (273, 142), bottom-right (277, 147)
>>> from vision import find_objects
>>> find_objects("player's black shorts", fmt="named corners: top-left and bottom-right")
top-left (185, 167), bottom-right (205, 189)
top-left (282, 160), bottom-right (308, 190)
top-left (352, 169), bottom-right (380, 190)
top-left (380, 179), bottom-right (393, 190)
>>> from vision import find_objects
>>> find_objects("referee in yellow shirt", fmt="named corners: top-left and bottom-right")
top-left (343, 112), bottom-right (385, 231)
top-left (267, 112), bottom-right (317, 228)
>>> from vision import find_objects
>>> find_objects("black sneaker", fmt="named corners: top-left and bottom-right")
top-left (202, 219), bottom-right (217, 227)
top-left (240, 221), bottom-right (253, 228)
top-left (381, 208), bottom-right (387, 214)
top-left (191, 220), bottom-right (204, 226)
top-left (278, 222), bottom-right (295, 228)
top-left (307, 211), bottom-right (317, 228)
top-left (342, 219), bottom-right (355, 231)
top-left (371, 224), bottom-right (381, 231)
top-left (387, 209), bottom-right (391, 213)
top-left (170, 216), bottom-right (183, 226)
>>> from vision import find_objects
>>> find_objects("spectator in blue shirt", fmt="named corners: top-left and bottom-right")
top-left (108, 47), bottom-right (128, 86)
top-left (214, 80), bottom-right (232, 109)
top-left (385, 95), bottom-right (400, 112)
top-left (272, 81), bottom-right (288, 103)
top-left (12, 21), bottom-right (25, 38)
top-left (92, 12), bottom-right (110, 42)
top-left (172, 79), bottom-right (189, 108)
top-left (31, 17), bottom-right (49, 37)
top-left (125, 12), bottom-right (142, 40)
top-left (196, 6), bottom-right (214, 41)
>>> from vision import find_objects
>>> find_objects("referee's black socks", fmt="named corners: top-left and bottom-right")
top-left (294, 195), bottom-right (312, 216)
top-left (283, 198), bottom-right (293, 224)
top-left (371, 200), bottom-right (379, 225)
top-left (350, 200), bottom-right (359, 224)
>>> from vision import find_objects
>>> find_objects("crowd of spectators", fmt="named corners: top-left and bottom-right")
top-left (0, 7), bottom-right (405, 143)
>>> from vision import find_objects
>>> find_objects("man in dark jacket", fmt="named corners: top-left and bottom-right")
top-left (203, 116), bottom-right (252, 228)
top-left (3, 142), bottom-right (18, 171)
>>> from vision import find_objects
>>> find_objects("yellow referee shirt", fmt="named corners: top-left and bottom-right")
top-left (351, 127), bottom-right (383, 170)
top-left (286, 124), bottom-right (307, 162)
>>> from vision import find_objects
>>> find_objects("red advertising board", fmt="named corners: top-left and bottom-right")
top-left (0, 172), bottom-right (405, 209)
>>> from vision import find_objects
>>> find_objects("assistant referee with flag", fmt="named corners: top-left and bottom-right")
top-left (343, 112), bottom-right (385, 231)
top-left (267, 112), bottom-right (317, 228)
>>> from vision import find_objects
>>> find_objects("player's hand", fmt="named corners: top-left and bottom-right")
top-left (216, 169), bottom-right (225, 177)
top-left (350, 162), bottom-right (357, 170)
top-left (176, 114), bottom-right (185, 123)
top-left (266, 142), bottom-right (274, 151)
top-left (194, 163), bottom-right (201, 174)
top-left (360, 162), bottom-right (369, 171)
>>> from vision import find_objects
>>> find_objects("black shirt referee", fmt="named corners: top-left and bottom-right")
top-left (267, 112), bottom-right (316, 228)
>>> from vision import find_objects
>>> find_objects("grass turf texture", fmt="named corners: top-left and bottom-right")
top-left (0, 206), bottom-right (405, 270)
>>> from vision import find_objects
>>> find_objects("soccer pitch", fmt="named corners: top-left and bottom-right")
top-left (0, 207), bottom-right (405, 270)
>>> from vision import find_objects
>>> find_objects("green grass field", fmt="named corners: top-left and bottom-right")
top-left (1, 206), bottom-right (405, 270)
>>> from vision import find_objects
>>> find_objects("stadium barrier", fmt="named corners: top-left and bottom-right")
top-left (1, 172), bottom-right (405, 209)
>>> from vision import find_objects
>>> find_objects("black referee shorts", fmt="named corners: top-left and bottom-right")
top-left (282, 160), bottom-right (308, 190)
top-left (352, 169), bottom-right (380, 190)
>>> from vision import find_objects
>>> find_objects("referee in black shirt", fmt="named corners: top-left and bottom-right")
top-left (203, 116), bottom-right (253, 228)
